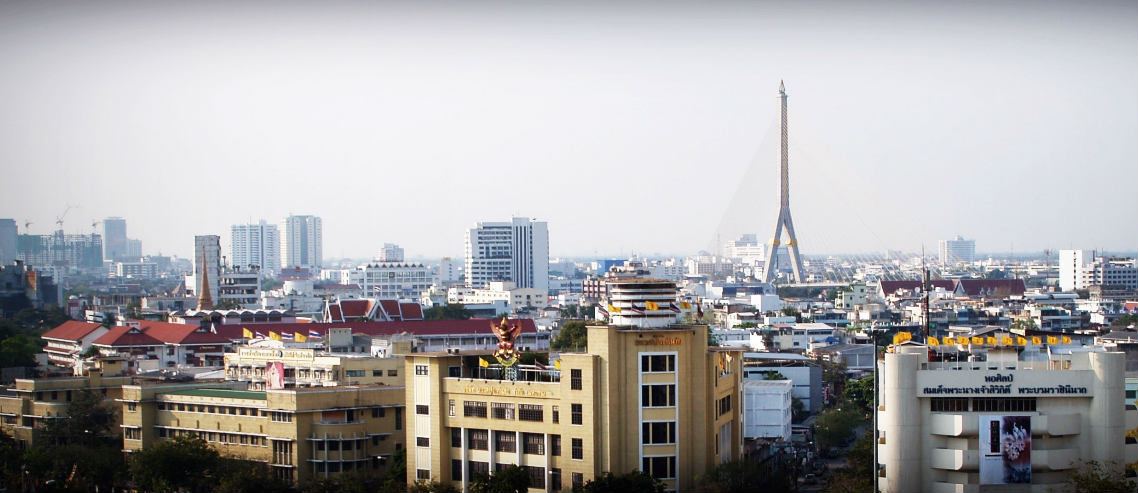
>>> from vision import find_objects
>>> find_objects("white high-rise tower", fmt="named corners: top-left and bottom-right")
top-left (281, 215), bottom-right (322, 270)
top-left (464, 217), bottom-right (549, 294)
top-left (231, 220), bottom-right (281, 277)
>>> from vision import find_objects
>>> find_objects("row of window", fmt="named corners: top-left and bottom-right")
top-left (313, 436), bottom-right (386, 450)
top-left (447, 461), bottom-right (564, 490)
top-left (929, 397), bottom-right (1038, 413)
top-left (449, 429), bottom-right (583, 460)
top-left (716, 395), bottom-right (733, 417)
top-left (460, 401), bottom-right (581, 425)
top-left (155, 427), bottom-right (268, 446)
top-left (641, 354), bottom-right (676, 373)
top-left (642, 384), bottom-right (676, 407)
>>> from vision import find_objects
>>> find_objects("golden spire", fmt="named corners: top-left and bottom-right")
top-left (197, 245), bottom-right (214, 311)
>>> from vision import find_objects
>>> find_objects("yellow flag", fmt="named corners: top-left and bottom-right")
top-left (942, 336), bottom-right (954, 345)
top-left (242, 327), bottom-right (253, 339)
top-left (646, 301), bottom-right (660, 311)
top-left (269, 331), bottom-right (281, 341)
top-left (1016, 337), bottom-right (1027, 345)
top-left (1061, 336), bottom-right (1072, 344)
top-left (1031, 336), bottom-right (1042, 345)
top-left (1047, 336), bottom-right (1058, 345)
top-left (1001, 336), bottom-right (1013, 345)
top-left (927, 336), bottom-right (939, 346)
top-left (554, 360), bottom-right (561, 370)
top-left (984, 336), bottom-right (995, 345)
top-left (295, 332), bottom-right (307, 343)
top-left (972, 336), bottom-right (984, 345)
top-left (608, 304), bottom-right (622, 313)
top-left (680, 301), bottom-right (692, 309)
top-left (478, 357), bottom-right (489, 368)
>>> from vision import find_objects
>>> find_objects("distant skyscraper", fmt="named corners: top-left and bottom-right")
top-left (103, 217), bottom-right (127, 261)
top-left (231, 221), bottom-right (281, 277)
top-left (377, 243), bottom-right (404, 263)
top-left (465, 217), bottom-right (549, 294)
top-left (761, 81), bottom-right (806, 283)
top-left (938, 235), bottom-right (976, 266)
top-left (193, 235), bottom-right (221, 301)
top-left (281, 215), bottom-right (323, 270)
top-left (0, 219), bottom-right (16, 264)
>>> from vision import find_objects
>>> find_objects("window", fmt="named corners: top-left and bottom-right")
top-left (972, 398), bottom-right (1037, 412)
top-left (551, 434), bottom-right (561, 456)
top-left (930, 398), bottom-right (970, 412)
top-left (270, 411), bottom-right (293, 422)
top-left (465, 401), bottom-right (488, 418)
top-left (451, 428), bottom-right (462, 447)
top-left (519, 404), bottom-right (543, 422)
top-left (641, 384), bottom-right (676, 407)
top-left (157, 428), bottom-right (167, 438)
top-left (417, 469), bottom-right (431, 481)
top-left (345, 370), bottom-right (366, 377)
top-left (641, 354), bottom-right (676, 372)
top-left (552, 405), bottom-right (559, 423)
top-left (127, 402), bottom-right (137, 412)
top-left (642, 421), bottom-right (677, 444)
top-left (416, 436), bottom-right (430, 447)
top-left (395, 408), bottom-right (402, 430)
top-left (415, 365), bottom-right (429, 376)
top-left (571, 369), bottom-right (583, 390)
top-left (388, 369), bottom-right (398, 377)
top-left (124, 428), bottom-right (141, 440)
top-left (470, 461), bottom-right (489, 477)
top-left (468, 429), bottom-right (488, 450)
top-left (642, 456), bottom-right (677, 479)
top-left (572, 473), bottom-right (583, 490)
top-left (451, 459), bottom-right (463, 480)
top-left (571, 404), bottom-right (583, 425)
top-left (525, 466), bottom-right (545, 489)
top-left (416, 405), bottom-right (429, 415)
top-left (717, 395), bottom-right (732, 416)
top-left (495, 431), bottom-right (516, 452)
top-left (449, 366), bottom-right (462, 377)
top-left (523, 433), bottom-right (544, 454)
top-left (373, 370), bottom-right (384, 377)
top-left (571, 438), bottom-right (583, 460)
top-left (491, 402), bottom-right (515, 420)
top-left (548, 466), bottom-right (562, 489)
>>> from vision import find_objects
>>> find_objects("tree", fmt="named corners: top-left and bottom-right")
top-left (985, 269), bottom-right (1007, 279)
top-left (825, 434), bottom-right (874, 493)
top-left (780, 307), bottom-right (801, 322)
top-left (215, 460), bottom-right (292, 493)
top-left (577, 471), bottom-right (665, 493)
top-left (409, 480), bottom-right (461, 493)
top-left (552, 320), bottom-right (588, 351)
top-left (425, 303), bottom-right (474, 321)
top-left (813, 406), bottom-right (861, 451)
top-left (763, 371), bottom-right (788, 380)
top-left (694, 458), bottom-right (794, 493)
top-left (0, 334), bottom-right (40, 367)
top-left (102, 311), bottom-right (117, 328)
top-left (216, 298), bottom-right (243, 310)
top-left (1010, 318), bottom-right (1039, 331)
top-left (842, 375), bottom-right (875, 415)
top-left (734, 322), bottom-right (758, 329)
top-left (470, 464), bottom-right (528, 493)
top-left (130, 434), bottom-right (222, 493)
top-left (1066, 460), bottom-right (1137, 493)
top-left (1113, 314), bottom-right (1138, 327)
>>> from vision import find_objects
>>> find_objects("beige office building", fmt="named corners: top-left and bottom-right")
top-left (120, 382), bottom-right (406, 483)
top-left (222, 342), bottom-right (408, 390)
top-left (0, 358), bottom-right (132, 448)
top-left (878, 343), bottom-right (1138, 493)
top-left (404, 323), bottom-right (744, 492)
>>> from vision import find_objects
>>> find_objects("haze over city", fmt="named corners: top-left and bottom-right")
top-left (1, 0), bottom-right (1134, 259)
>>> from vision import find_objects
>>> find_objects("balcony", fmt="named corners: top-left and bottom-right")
top-left (1032, 448), bottom-right (1079, 470)
top-left (929, 448), bottom-right (976, 470)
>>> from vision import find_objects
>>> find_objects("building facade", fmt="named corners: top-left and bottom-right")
top-left (223, 345), bottom-right (406, 390)
top-left (231, 221), bottom-right (281, 277)
top-left (1059, 249), bottom-right (1137, 293)
top-left (0, 359), bottom-right (132, 448)
top-left (741, 380), bottom-right (792, 441)
top-left (103, 217), bottom-right (128, 261)
top-left (120, 383), bottom-right (406, 483)
top-left (877, 343), bottom-right (1138, 492)
top-left (0, 219), bottom-right (16, 265)
top-left (282, 215), bottom-right (323, 270)
top-left (378, 243), bottom-right (405, 263)
top-left (348, 262), bottom-right (433, 300)
top-left (404, 322), bottom-right (744, 492)
top-left (17, 232), bottom-right (104, 271)
top-left (938, 235), bottom-right (976, 266)
top-left (465, 217), bottom-right (549, 295)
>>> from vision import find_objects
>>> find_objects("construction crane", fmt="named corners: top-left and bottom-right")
top-left (55, 204), bottom-right (75, 232)
top-left (22, 219), bottom-right (32, 234)
top-left (90, 219), bottom-right (101, 233)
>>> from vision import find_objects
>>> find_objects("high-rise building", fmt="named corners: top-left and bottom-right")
top-left (938, 235), bottom-right (976, 266)
top-left (17, 232), bottom-right (103, 270)
top-left (0, 218), bottom-right (17, 264)
top-left (377, 243), bottom-right (404, 263)
top-left (464, 217), bottom-right (549, 294)
top-left (1059, 249), bottom-right (1137, 292)
top-left (231, 221), bottom-right (281, 277)
top-left (193, 235), bottom-right (221, 301)
top-left (102, 217), bottom-right (128, 261)
top-left (281, 215), bottom-right (323, 270)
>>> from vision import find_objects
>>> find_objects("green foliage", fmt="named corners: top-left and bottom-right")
top-left (814, 406), bottom-right (862, 451)
top-left (425, 303), bottom-right (474, 321)
top-left (825, 434), bottom-right (874, 493)
top-left (261, 278), bottom-right (284, 291)
top-left (791, 397), bottom-right (806, 423)
top-left (1066, 460), bottom-right (1137, 493)
top-left (215, 460), bottom-right (292, 493)
top-left (1010, 318), bottom-right (1039, 331)
top-left (216, 298), bottom-right (243, 310)
top-left (40, 389), bottom-right (118, 447)
top-left (129, 434), bottom-right (222, 492)
top-left (518, 352), bottom-right (549, 365)
top-left (470, 464), bottom-right (529, 493)
top-left (577, 470), bottom-right (665, 493)
top-left (780, 307), bottom-right (801, 321)
top-left (409, 480), bottom-right (461, 493)
top-left (733, 322), bottom-right (757, 329)
top-left (842, 375), bottom-right (874, 415)
top-left (102, 311), bottom-right (117, 328)
top-left (552, 320), bottom-right (588, 351)
top-left (0, 306), bottom-right (69, 367)
top-left (1113, 314), bottom-right (1138, 327)
top-left (0, 333), bottom-right (40, 367)
top-left (985, 268), bottom-right (1007, 279)
top-left (694, 458), bottom-right (795, 493)
top-left (763, 371), bottom-right (788, 380)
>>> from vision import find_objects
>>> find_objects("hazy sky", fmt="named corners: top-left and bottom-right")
top-left (1, 1), bottom-right (1135, 260)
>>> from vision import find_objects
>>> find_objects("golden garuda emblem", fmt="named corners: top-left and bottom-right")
top-left (491, 317), bottom-right (522, 366)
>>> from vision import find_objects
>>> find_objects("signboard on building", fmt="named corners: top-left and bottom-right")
top-left (979, 415), bottom-right (1031, 484)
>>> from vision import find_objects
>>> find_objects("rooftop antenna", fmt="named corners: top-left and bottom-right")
top-left (922, 245), bottom-right (930, 341)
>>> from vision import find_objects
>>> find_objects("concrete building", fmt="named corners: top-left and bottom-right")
top-left (17, 232), bottom-right (104, 271)
top-left (404, 321), bottom-right (744, 492)
top-left (877, 343), bottom-right (1138, 492)
top-left (834, 283), bottom-right (869, 309)
top-left (40, 320), bottom-right (110, 368)
top-left (742, 380), bottom-right (792, 441)
top-left (602, 279), bottom-right (689, 329)
top-left (743, 353), bottom-right (823, 413)
top-left (103, 217), bottom-right (128, 261)
top-left (378, 243), bottom-right (405, 263)
top-left (231, 221), bottom-right (281, 278)
top-left (0, 358), bottom-right (132, 448)
top-left (448, 281), bottom-right (548, 314)
top-left (938, 235), bottom-right (976, 266)
top-left (219, 266), bottom-right (262, 309)
top-left (1059, 249), bottom-right (1138, 293)
top-left (282, 215), bottom-right (323, 270)
top-left (223, 343), bottom-right (407, 390)
top-left (348, 262), bottom-right (433, 300)
top-left (120, 382), bottom-right (406, 483)
top-left (115, 261), bottom-right (159, 279)
top-left (438, 257), bottom-right (465, 286)
top-left (1, 218), bottom-right (19, 264)
top-left (465, 217), bottom-right (549, 295)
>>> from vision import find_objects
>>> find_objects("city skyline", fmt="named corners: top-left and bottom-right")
top-left (1, 1), bottom-right (1134, 259)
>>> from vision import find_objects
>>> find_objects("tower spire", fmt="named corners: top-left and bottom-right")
top-left (761, 81), bottom-right (806, 283)
top-left (197, 246), bottom-right (214, 311)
